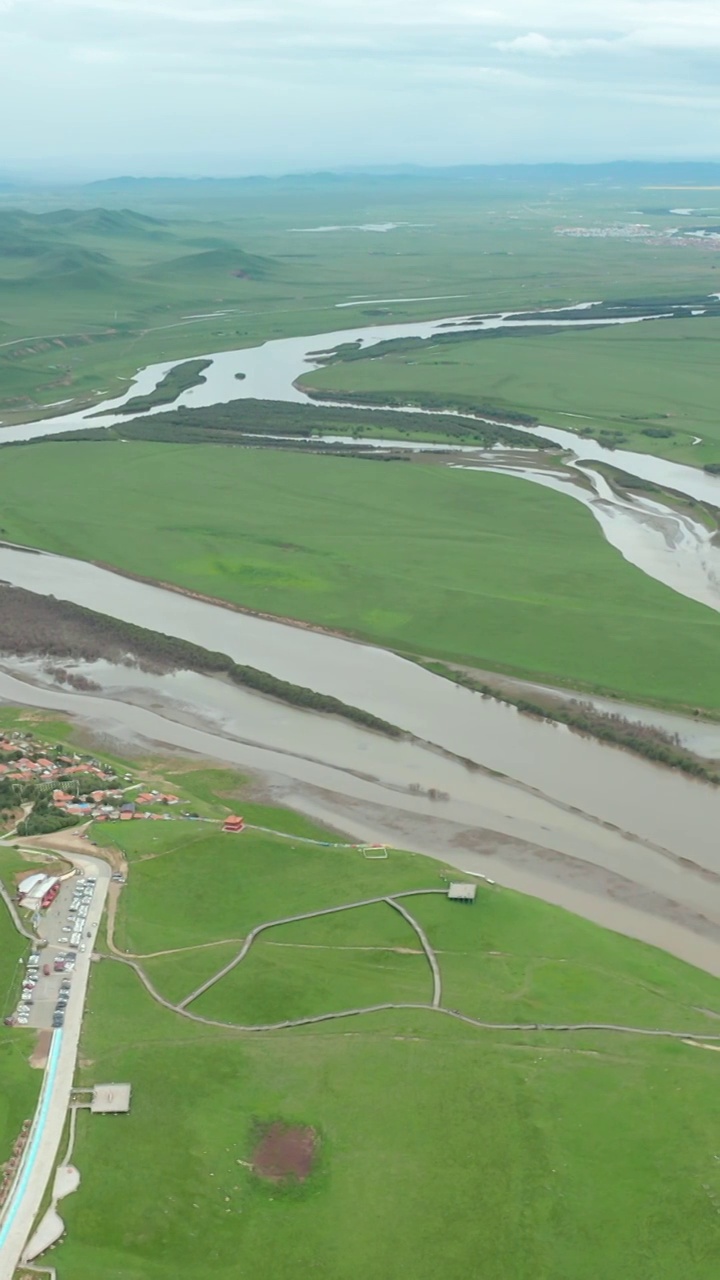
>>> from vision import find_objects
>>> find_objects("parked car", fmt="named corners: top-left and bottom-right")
top-left (51, 1013), bottom-right (64, 1028)
top-left (43, 963), bottom-right (51, 976)
top-left (17, 1015), bottom-right (29, 1025)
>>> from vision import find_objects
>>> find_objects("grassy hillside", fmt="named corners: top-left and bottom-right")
top-left (0, 204), bottom-right (284, 419)
top-left (0, 854), bottom-right (42, 1168)
top-left (2, 175), bottom-right (720, 431)
top-left (48, 799), bottom-right (720, 1280)
top-left (2, 440), bottom-right (720, 709)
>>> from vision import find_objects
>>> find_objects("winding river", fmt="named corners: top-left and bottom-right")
top-left (5, 299), bottom-right (720, 611)
top-left (3, 302), bottom-right (720, 970)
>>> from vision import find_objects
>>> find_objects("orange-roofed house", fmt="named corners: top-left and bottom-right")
top-left (223, 815), bottom-right (245, 833)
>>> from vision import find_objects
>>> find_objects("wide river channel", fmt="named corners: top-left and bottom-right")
top-left (3, 302), bottom-right (720, 972)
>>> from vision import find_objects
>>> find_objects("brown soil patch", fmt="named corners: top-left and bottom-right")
top-left (252, 1123), bottom-right (316, 1183)
top-left (30, 1030), bottom-right (51, 1069)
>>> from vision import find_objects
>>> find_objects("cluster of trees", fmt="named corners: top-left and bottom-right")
top-left (0, 774), bottom-right (77, 835)
top-left (0, 775), bottom-right (33, 824)
top-left (0, 586), bottom-right (403, 740)
top-left (11, 394), bottom-right (552, 451)
top-left (512, 295), bottom-right (720, 323)
top-left (89, 359), bottom-right (213, 418)
top-left (424, 661), bottom-right (719, 784)
top-left (17, 799), bottom-right (79, 837)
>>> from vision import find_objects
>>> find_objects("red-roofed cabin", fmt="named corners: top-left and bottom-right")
top-left (223, 815), bottom-right (245, 833)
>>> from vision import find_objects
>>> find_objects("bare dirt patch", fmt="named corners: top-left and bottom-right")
top-left (252, 1123), bottom-right (317, 1183)
top-left (30, 1030), bottom-right (51, 1069)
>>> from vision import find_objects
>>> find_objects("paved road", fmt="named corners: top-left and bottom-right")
top-left (0, 847), bottom-right (110, 1280)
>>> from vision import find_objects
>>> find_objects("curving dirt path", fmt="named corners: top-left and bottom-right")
top-left (385, 897), bottom-right (442, 1006)
top-left (179, 889), bottom-right (446, 1009)
top-left (103, 960), bottom-right (720, 1043)
top-left (103, 885), bottom-right (720, 1044)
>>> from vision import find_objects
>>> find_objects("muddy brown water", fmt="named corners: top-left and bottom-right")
top-left (3, 305), bottom-right (720, 972)
top-left (2, 640), bottom-right (720, 976)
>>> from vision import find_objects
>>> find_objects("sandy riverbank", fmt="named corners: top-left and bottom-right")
top-left (2, 673), bottom-right (719, 979)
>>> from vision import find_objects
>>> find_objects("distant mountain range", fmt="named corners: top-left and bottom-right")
top-left (71, 161), bottom-right (720, 191)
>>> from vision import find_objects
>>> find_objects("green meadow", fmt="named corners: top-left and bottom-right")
top-left (2, 174), bottom-right (720, 429)
top-left (0, 857), bottom-right (41, 1167)
top-left (3, 440), bottom-right (720, 709)
top-left (302, 315), bottom-right (720, 466)
top-left (46, 804), bottom-right (720, 1280)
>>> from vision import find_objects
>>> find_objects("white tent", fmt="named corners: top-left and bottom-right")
top-left (17, 872), bottom-right (45, 897)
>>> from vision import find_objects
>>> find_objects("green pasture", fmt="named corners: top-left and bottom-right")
top-left (302, 315), bottom-right (720, 466)
top-left (53, 848), bottom-right (720, 1280)
top-left (2, 177), bottom-right (719, 425)
top-left (190, 901), bottom-right (431, 1024)
top-left (143, 944), bottom-right (242, 1006)
top-left (4, 440), bottom-right (720, 708)
top-left (101, 823), bottom-right (439, 957)
top-left (0, 889), bottom-right (40, 1167)
top-left (192, 933), bottom-right (429, 1026)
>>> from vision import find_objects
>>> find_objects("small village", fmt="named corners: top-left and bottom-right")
top-left (0, 729), bottom-right (244, 832)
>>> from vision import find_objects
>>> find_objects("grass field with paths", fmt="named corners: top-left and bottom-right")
top-left (48, 809), bottom-right (720, 1280)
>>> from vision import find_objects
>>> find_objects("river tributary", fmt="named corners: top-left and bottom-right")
top-left (4, 304), bottom-right (720, 968)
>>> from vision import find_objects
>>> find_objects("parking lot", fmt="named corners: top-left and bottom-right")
top-left (14, 875), bottom-right (99, 1031)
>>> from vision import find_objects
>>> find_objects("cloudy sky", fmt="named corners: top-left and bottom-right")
top-left (2, 0), bottom-right (719, 177)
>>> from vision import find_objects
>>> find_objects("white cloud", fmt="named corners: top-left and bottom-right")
top-left (494, 33), bottom-right (610, 56)
top-left (2, 0), bottom-right (720, 172)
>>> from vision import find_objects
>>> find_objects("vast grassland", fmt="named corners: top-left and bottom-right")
top-left (2, 173), bottom-right (719, 429)
top-left (302, 316), bottom-right (720, 466)
top-left (3, 440), bottom-right (720, 709)
top-left (46, 801), bottom-right (720, 1280)
top-left (0, 726), bottom-right (718, 1276)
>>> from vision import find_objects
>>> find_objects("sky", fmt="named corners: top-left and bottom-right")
top-left (2, 0), bottom-right (720, 178)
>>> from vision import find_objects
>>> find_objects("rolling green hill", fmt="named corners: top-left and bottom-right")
top-left (34, 207), bottom-right (167, 236)
top-left (143, 244), bottom-right (273, 280)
